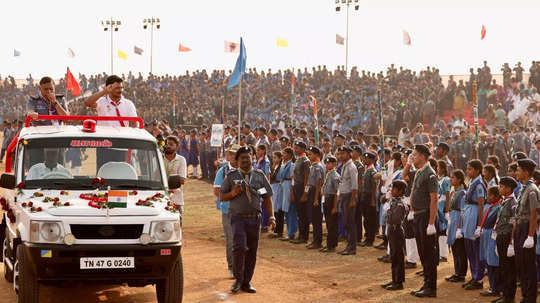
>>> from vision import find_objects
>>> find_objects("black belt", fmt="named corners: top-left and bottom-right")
top-left (235, 213), bottom-right (260, 218)
top-left (283, 178), bottom-right (292, 181)
top-left (388, 223), bottom-right (402, 228)
top-left (413, 209), bottom-right (428, 214)
top-left (517, 218), bottom-right (530, 224)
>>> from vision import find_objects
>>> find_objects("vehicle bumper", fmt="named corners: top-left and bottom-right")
top-left (22, 242), bottom-right (181, 281)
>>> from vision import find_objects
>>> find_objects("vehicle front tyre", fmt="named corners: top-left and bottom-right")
top-left (16, 245), bottom-right (39, 303)
top-left (156, 254), bottom-right (183, 303)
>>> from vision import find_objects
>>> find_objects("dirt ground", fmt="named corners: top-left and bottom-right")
top-left (0, 156), bottom-right (523, 303)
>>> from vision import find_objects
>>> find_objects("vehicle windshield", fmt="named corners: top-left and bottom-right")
top-left (21, 137), bottom-right (164, 190)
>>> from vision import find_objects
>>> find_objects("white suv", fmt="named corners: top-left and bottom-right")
top-left (0, 116), bottom-right (183, 303)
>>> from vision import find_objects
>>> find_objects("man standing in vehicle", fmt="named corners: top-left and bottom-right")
top-left (27, 77), bottom-right (69, 125)
top-left (164, 136), bottom-right (187, 214)
top-left (84, 75), bottom-right (138, 127)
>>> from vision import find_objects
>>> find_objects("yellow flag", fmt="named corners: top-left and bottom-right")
top-left (277, 37), bottom-right (288, 47)
top-left (118, 50), bottom-right (128, 60)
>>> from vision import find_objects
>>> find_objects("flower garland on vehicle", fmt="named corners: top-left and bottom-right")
top-left (79, 192), bottom-right (110, 209)
top-left (1, 197), bottom-right (17, 221)
top-left (135, 193), bottom-right (168, 207)
top-left (16, 182), bottom-right (25, 195)
top-left (20, 202), bottom-right (43, 212)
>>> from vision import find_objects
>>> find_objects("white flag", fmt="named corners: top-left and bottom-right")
top-left (402, 30), bottom-right (411, 46)
top-left (67, 48), bottom-right (75, 58)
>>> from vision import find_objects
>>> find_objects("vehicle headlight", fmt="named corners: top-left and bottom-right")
top-left (30, 221), bottom-right (64, 243)
top-left (150, 221), bottom-right (181, 243)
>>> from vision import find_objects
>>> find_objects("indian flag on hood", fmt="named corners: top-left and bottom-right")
top-left (108, 190), bottom-right (128, 208)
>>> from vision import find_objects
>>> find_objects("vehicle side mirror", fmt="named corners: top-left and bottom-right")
top-left (168, 175), bottom-right (182, 190)
top-left (0, 174), bottom-right (16, 190)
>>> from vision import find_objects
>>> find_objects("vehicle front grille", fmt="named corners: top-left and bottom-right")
top-left (70, 224), bottom-right (143, 240)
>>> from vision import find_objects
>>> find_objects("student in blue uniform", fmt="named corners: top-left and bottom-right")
top-left (188, 129), bottom-right (200, 178)
top-left (254, 144), bottom-right (271, 232)
top-left (279, 148), bottom-right (297, 242)
top-left (213, 145), bottom-right (240, 278)
top-left (268, 151), bottom-right (284, 239)
top-left (436, 160), bottom-right (451, 262)
top-left (478, 186), bottom-right (502, 297)
top-left (445, 170), bottom-right (468, 283)
top-left (460, 160), bottom-right (486, 290)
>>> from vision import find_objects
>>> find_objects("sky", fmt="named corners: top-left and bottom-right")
top-left (1, 0), bottom-right (540, 79)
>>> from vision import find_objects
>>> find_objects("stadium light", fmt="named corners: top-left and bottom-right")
top-left (100, 17), bottom-right (122, 74)
top-left (143, 17), bottom-right (161, 74)
top-left (334, 0), bottom-right (359, 77)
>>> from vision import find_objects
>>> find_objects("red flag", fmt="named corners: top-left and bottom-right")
top-left (481, 25), bottom-right (486, 40)
top-left (178, 44), bottom-right (192, 52)
top-left (66, 67), bottom-right (81, 96)
top-left (291, 72), bottom-right (295, 86)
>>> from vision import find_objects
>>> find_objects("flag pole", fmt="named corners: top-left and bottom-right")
top-left (65, 67), bottom-right (69, 110)
top-left (312, 96), bottom-right (319, 146)
top-left (473, 80), bottom-right (479, 159)
top-left (290, 71), bottom-right (295, 127)
top-left (377, 82), bottom-right (384, 165)
top-left (238, 71), bottom-right (242, 144)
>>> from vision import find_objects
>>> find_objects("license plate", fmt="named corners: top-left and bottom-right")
top-left (80, 257), bottom-right (134, 269)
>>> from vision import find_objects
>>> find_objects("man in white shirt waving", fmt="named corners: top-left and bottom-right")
top-left (84, 75), bottom-right (138, 127)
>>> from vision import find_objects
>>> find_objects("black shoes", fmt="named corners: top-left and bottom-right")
top-left (306, 242), bottom-right (322, 249)
top-left (268, 233), bottom-right (282, 239)
top-left (231, 281), bottom-right (242, 293)
top-left (241, 283), bottom-right (257, 293)
top-left (338, 249), bottom-right (356, 255)
top-left (385, 283), bottom-right (404, 291)
top-left (359, 241), bottom-right (373, 247)
top-left (291, 238), bottom-right (308, 244)
top-left (381, 281), bottom-right (393, 288)
top-left (415, 270), bottom-right (424, 276)
top-left (377, 254), bottom-right (391, 263)
top-left (439, 256), bottom-right (448, 262)
top-left (405, 262), bottom-right (417, 269)
top-left (279, 235), bottom-right (294, 241)
top-left (464, 280), bottom-right (483, 290)
top-left (480, 289), bottom-right (500, 297)
top-left (492, 297), bottom-right (514, 303)
top-left (374, 242), bottom-right (387, 250)
top-left (445, 274), bottom-right (465, 282)
top-left (231, 281), bottom-right (256, 294)
top-left (320, 246), bottom-right (336, 253)
top-left (411, 288), bottom-right (437, 297)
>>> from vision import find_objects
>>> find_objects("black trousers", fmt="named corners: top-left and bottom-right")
top-left (274, 210), bottom-right (285, 236)
top-left (355, 195), bottom-right (363, 242)
top-left (413, 211), bottom-right (439, 290)
top-left (293, 183), bottom-right (309, 241)
top-left (200, 151), bottom-right (208, 178)
top-left (496, 233), bottom-right (516, 300)
top-left (514, 222), bottom-right (537, 303)
top-left (231, 214), bottom-right (261, 285)
top-left (341, 193), bottom-right (356, 251)
top-left (308, 188), bottom-right (323, 245)
top-left (358, 199), bottom-right (377, 244)
top-left (451, 238), bottom-right (468, 277)
top-left (388, 225), bottom-right (405, 284)
top-left (323, 195), bottom-right (338, 249)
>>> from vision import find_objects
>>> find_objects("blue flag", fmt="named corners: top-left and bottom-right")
top-left (227, 38), bottom-right (246, 90)
top-left (14, 49), bottom-right (21, 57)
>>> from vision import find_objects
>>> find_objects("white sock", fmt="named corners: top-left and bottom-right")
top-left (406, 238), bottom-right (419, 264)
top-left (439, 235), bottom-right (449, 258)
